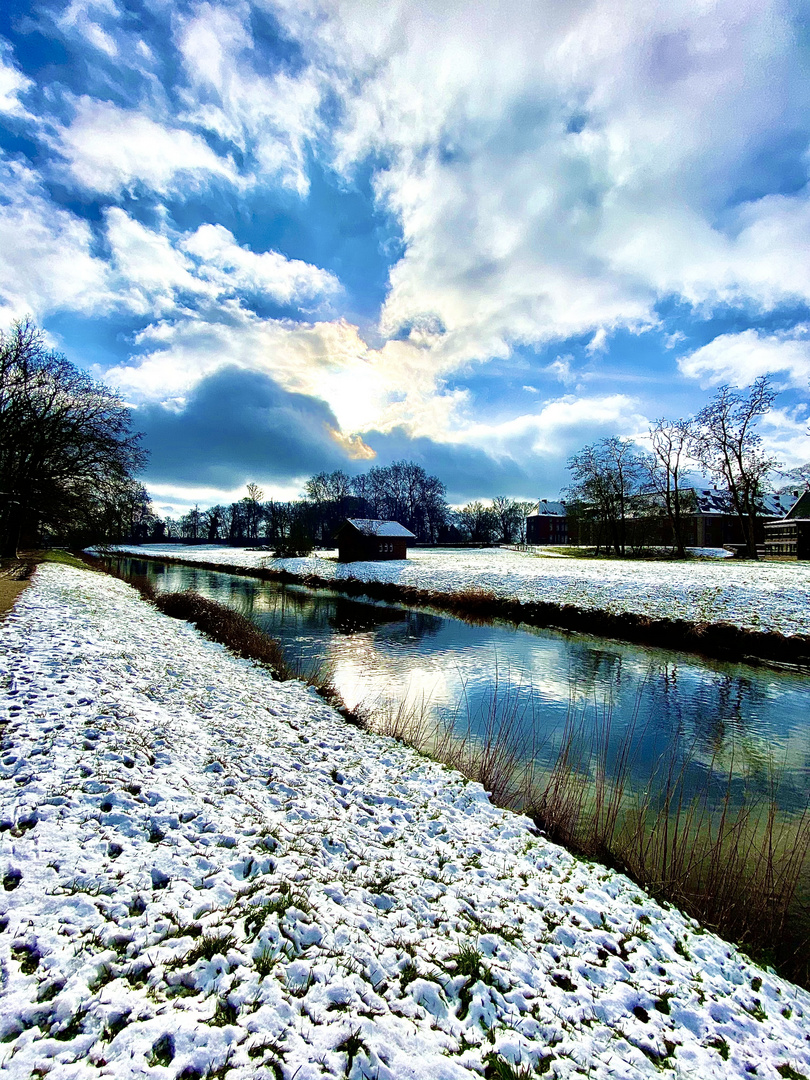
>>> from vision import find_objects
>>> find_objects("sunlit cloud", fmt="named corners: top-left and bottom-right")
top-left (678, 328), bottom-right (810, 389)
top-left (0, 0), bottom-right (808, 502)
top-left (55, 98), bottom-right (239, 196)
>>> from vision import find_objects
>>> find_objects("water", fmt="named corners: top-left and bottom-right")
top-left (114, 557), bottom-right (810, 812)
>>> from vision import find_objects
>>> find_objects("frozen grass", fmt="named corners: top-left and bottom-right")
top-left (92, 550), bottom-right (810, 980)
top-left (364, 680), bottom-right (810, 987)
top-left (3, 562), bottom-right (810, 1079)
top-left (153, 592), bottom-right (290, 676)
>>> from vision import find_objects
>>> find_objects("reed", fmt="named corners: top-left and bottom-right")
top-left (363, 676), bottom-right (810, 987)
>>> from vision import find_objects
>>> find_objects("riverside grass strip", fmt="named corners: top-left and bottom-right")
top-left (100, 547), bottom-right (810, 668)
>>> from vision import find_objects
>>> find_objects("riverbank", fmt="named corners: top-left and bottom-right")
top-left (1, 561), bottom-right (809, 1079)
top-left (109, 544), bottom-right (810, 666)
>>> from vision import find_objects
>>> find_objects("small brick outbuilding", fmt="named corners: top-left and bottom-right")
top-left (334, 519), bottom-right (416, 562)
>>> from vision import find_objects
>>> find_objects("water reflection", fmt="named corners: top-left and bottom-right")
top-left (114, 557), bottom-right (810, 811)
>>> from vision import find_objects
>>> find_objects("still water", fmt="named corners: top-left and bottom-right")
top-left (114, 557), bottom-right (810, 812)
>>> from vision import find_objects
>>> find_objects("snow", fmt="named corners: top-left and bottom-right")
top-left (113, 543), bottom-right (810, 637)
top-left (1, 562), bottom-right (809, 1078)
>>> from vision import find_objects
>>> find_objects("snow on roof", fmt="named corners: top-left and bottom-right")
top-left (527, 499), bottom-right (567, 517)
top-left (785, 489), bottom-right (810, 520)
top-left (689, 487), bottom-right (799, 517)
top-left (342, 518), bottom-right (416, 538)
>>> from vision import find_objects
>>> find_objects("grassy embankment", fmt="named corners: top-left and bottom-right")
top-left (24, 550), bottom-right (810, 988)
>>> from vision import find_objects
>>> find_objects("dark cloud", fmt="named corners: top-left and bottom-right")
top-left (361, 427), bottom-right (536, 502)
top-left (135, 373), bottom-right (550, 500)
top-left (135, 366), bottom-right (352, 487)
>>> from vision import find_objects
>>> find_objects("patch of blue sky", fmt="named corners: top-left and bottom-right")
top-left (46, 310), bottom-right (145, 376)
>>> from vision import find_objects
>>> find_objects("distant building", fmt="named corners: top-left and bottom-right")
top-left (763, 489), bottom-right (810, 561)
top-left (527, 488), bottom-right (802, 550)
top-left (685, 488), bottom-right (798, 548)
top-left (526, 500), bottom-right (568, 545)
top-left (334, 518), bottom-right (416, 562)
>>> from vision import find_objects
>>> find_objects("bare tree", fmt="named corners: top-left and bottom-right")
top-left (456, 501), bottom-right (498, 543)
top-left (204, 505), bottom-right (223, 542)
top-left (513, 501), bottom-right (538, 544)
top-left (304, 461), bottom-right (449, 543)
top-left (0, 318), bottom-right (146, 556)
top-left (491, 496), bottom-right (524, 544)
top-left (648, 418), bottom-right (694, 558)
top-left (689, 378), bottom-right (779, 558)
top-left (566, 437), bottom-right (649, 556)
top-left (242, 483), bottom-right (265, 541)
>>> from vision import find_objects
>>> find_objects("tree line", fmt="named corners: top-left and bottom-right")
top-left (5, 316), bottom-right (787, 561)
top-left (163, 474), bottom-right (537, 552)
top-left (0, 317), bottom-right (536, 556)
top-left (565, 377), bottom-right (782, 559)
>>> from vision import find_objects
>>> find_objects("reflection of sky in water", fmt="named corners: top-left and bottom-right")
top-left (120, 558), bottom-right (810, 811)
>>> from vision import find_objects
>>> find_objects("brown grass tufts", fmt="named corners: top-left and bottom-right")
top-left (154, 591), bottom-right (290, 677)
top-left (365, 674), bottom-right (810, 987)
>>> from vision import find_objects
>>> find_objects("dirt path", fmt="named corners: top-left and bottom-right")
top-left (0, 562), bottom-right (32, 616)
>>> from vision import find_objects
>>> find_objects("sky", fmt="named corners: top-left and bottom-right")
top-left (1, 0), bottom-right (809, 515)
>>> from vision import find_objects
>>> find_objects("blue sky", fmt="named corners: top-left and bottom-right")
top-left (1, 0), bottom-right (809, 514)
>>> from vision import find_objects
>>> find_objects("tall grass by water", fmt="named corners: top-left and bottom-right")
top-left (364, 678), bottom-right (810, 987)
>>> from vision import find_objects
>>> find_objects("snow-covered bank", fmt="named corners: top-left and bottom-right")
top-left (2, 565), bottom-right (809, 1079)
top-left (113, 543), bottom-right (810, 638)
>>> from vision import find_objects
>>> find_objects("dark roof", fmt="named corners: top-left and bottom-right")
top-left (337, 518), bottom-right (416, 539)
top-left (689, 488), bottom-right (799, 517)
top-left (785, 490), bottom-right (810, 520)
top-left (527, 500), bottom-right (567, 517)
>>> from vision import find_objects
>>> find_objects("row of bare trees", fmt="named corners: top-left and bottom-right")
top-left (165, 479), bottom-right (537, 551)
top-left (566, 378), bottom-right (780, 558)
top-left (164, 463), bottom-right (452, 551)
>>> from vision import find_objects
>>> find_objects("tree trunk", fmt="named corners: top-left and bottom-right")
top-left (0, 503), bottom-right (21, 559)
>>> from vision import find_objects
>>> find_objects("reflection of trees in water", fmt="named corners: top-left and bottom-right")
top-left (565, 644), bottom-right (626, 700)
top-left (329, 597), bottom-right (410, 635)
top-left (643, 662), bottom-right (789, 791)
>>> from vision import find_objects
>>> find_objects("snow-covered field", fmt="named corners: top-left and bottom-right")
top-left (1, 563), bottom-right (808, 1079)
top-left (114, 544), bottom-right (810, 637)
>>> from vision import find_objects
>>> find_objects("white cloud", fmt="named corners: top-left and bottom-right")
top-left (544, 355), bottom-right (577, 387)
top-left (0, 43), bottom-right (32, 117)
top-left (265, 0), bottom-right (810, 371)
top-left (0, 172), bottom-right (342, 324)
top-left (56, 98), bottom-right (238, 195)
top-left (174, 3), bottom-right (322, 196)
top-left (181, 224), bottom-right (340, 306)
top-left (0, 156), bottom-right (109, 322)
top-left (104, 209), bottom-right (213, 316)
top-left (57, 0), bottom-right (122, 56)
top-left (678, 328), bottom-right (810, 388)
top-left (586, 328), bottom-right (609, 354)
top-left (452, 392), bottom-right (648, 460)
top-left (759, 405), bottom-right (810, 468)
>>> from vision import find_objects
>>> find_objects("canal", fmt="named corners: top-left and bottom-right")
top-left (112, 556), bottom-right (810, 814)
